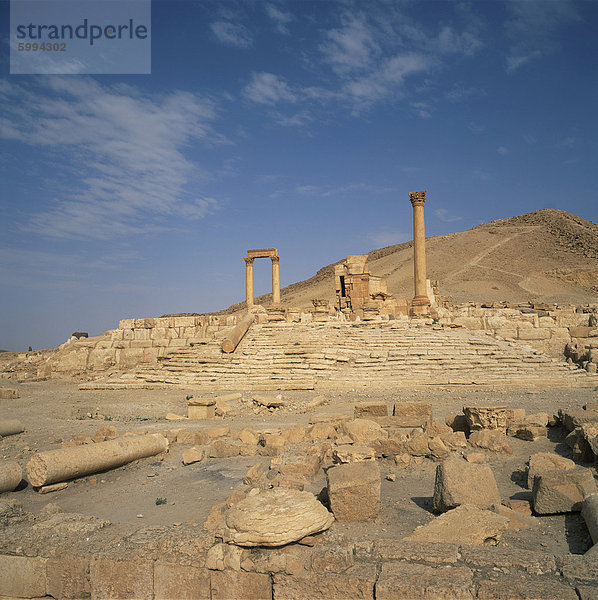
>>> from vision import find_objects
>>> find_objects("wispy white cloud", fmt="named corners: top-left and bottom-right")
top-left (243, 6), bottom-right (483, 121)
top-left (497, 146), bottom-right (508, 155)
top-left (445, 84), bottom-right (484, 103)
top-left (210, 20), bottom-right (253, 48)
top-left (505, 0), bottom-right (579, 72)
top-left (410, 101), bottom-right (432, 119)
top-left (434, 208), bottom-right (463, 223)
top-left (243, 72), bottom-right (297, 105)
top-left (265, 4), bottom-right (293, 35)
top-left (558, 136), bottom-right (576, 148)
top-left (0, 78), bottom-right (222, 239)
top-left (320, 13), bottom-right (380, 74)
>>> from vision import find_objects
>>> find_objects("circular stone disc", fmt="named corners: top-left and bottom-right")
top-left (222, 488), bottom-right (334, 547)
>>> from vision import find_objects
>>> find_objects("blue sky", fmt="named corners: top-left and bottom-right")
top-left (0, 0), bottom-right (596, 351)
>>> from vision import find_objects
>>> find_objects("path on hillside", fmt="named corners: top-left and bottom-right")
top-left (445, 231), bottom-right (526, 282)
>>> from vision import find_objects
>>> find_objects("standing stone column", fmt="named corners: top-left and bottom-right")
top-left (409, 191), bottom-right (431, 315)
top-left (244, 257), bottom-right (254, 308)
top-left (271, 256), bottom-right (281, 304)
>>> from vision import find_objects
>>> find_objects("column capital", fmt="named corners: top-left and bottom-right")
top-left (271, 255), bottom-right (280, 264)
top-left (244, 257), bottom-right (254, 265)
top-left (409, 190), bottom-right (426, 207)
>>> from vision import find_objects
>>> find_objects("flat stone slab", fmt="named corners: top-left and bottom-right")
top-left (532, 467), bottom-right (598, 514)
top-left (222, 489), bottom-right (333, 547)
top-left (406, 505), bottom-right (509, 546)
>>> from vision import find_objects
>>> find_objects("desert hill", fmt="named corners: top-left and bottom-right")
top-left (221, 209), bottom-right (597, 312)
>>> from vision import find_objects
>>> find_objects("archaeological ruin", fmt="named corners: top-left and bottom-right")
top-left (1, 195), bottom-right (598, 599)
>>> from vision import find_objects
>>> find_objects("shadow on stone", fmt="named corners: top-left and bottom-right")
top-left (565, 513), bottom-right (593, 554)
top-left (410, 496), bottom-right (434, 514)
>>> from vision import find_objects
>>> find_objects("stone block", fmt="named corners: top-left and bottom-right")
top-left (532, 468), bottom-right (598, 514)
top-left (308, 422), bottom-right (336, 440)
top-left (376, 562), bottom-right (474, 600)
top-left (527, 452), bottom-right (576, 488)
top-left (518, 327), bottom-right (550, 340)
top-left (90, 557), bottom-right (153, 599)
top-left (279, 455), bottom-right (320, 479)
top-left (173, 316), bottom-right (197, 328)
top-left (463, 406), bottom-right (508, 430)
top-left (428, 436), bottom-right (450, 459)
top-left (143, 347), bottom-right (160, 363)
top-left (560, 554), bottom-right (598, 585)
top-left (407, 505), bottom-right (509, 546)
top-left (0, 388), bottom-right (19, 399)
top-left (394, 401), bottom-right (432, 419)
top-left (273, 565), bottom-right (375, 600)
top-left (332, 444), bottom-right (376, 463)
top-left (459, 545), bottom-right (555, 574)
top-left (182, 447), bottom-right (205, 465)
top-left (209, 439), bottom-right (241, 458)
top-left (196, 426), bottom-right (230, 445)
top-left (47, 554), bottom-right (90, 599)
top-left (495, 327), bottom-right (518, 339)
top-left (0, 555), bottom-right (47, 598)
top-left (154, 562), bottom-right (210, 600)
top-left (210, 570), bottom-right (271, 600)
top-left (468, 429), bottom-right (512, 453)
top-left (570, 327), bottom-right (595, 338)
top-left (354, 402), bottom-right (388, 418)
top-left (453, 316), bottom-right (484, 330)
top-left (119, 318), bottom-right (135, 329)
top-left (327, 461), bottom-right (380, 522)
top-left (405, 429), bottom-right (430, 456)
top-left (375, 540), bottom-right (459, 564)
top-left (339, 419), bottom-right (387, 444)
top-left (507, 423), bottom-right (547, 441)
top-left (116, 348), bottom-right (145, 367)
top-left (133, 328), bottom-right (150, 340)
top-left (150, 327), bottom-right (169, 340)
top-left (476, 575), bottom-right (577, 599)
top-left (188, 405), bottom-right (215, 420)
top-left (130, 339), bottom-right (152, 348)
top-left (433, 457), bottom-right (500, 512)
top-left (562, 410), bottom-right (598, 433)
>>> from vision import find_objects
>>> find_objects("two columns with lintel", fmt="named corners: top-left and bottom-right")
top-left (409, 190), bottom-right (431, 316)
top-left (244, 248), bottom-right (280, 308)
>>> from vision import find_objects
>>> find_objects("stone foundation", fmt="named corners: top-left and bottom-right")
top-left (0, 535), bottom-right (594, 599)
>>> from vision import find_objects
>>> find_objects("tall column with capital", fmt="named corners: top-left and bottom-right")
top-left (409, 190), bottom-right (431, 315)
top-left (244, 257), bottom-right (254, 308)
top-left (271, 255), bottom-right (281, 304)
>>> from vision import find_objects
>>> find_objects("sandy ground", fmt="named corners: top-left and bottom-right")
top-left (1, 381), bottom-right (598, 556)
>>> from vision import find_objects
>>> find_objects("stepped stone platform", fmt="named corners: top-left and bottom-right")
top-left (80, 322), bottom-right (598, 391)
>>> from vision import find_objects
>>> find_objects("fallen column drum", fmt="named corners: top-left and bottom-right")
top-left (26, 434), bottom-right (168, 488)
top-left (0, 462), bottom-right (22, 493)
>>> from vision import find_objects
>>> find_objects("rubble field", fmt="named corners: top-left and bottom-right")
top-left (1, 382), bottom-right (598, 599)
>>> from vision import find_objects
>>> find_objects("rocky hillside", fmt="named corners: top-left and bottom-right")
top-left (222, 209), bottom-right (597, 311)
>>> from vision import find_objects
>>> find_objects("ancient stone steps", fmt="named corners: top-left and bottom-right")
top-left (82, 321), bottom-right (598, 389)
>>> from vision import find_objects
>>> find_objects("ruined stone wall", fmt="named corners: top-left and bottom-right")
top-left (442, 304), bottom-right (598, 367)
top-left (47, 315), bottom-right (238, 375)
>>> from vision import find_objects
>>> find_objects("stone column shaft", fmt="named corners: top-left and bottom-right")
top-left (244, 258), bottom-right (254, 308)
top-left (409, 191), bottom-right (431, 314)
top-left (271, 256), bottom-right (280, 304)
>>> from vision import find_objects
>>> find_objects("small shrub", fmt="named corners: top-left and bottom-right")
top-left (155, 497), bottom-right (167, 505)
